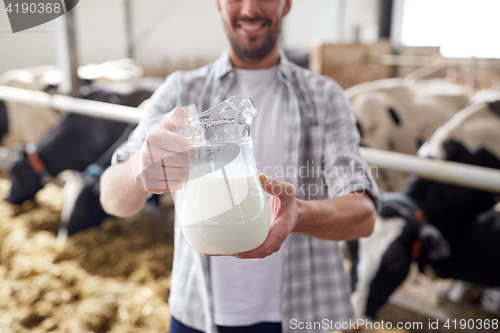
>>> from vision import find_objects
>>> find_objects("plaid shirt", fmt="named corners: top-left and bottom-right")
top-left (113, 51), bottom-right (380, 333)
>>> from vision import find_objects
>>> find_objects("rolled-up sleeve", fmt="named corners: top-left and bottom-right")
top-left (323, 82), bottom-right (381, 211)
top-left (112, 71), bottom-right (180, 164)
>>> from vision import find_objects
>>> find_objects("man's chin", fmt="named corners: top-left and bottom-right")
top-left (230, 38), bottom-right (278, 61)
top-left (236, 36), bottom-right (264, 48)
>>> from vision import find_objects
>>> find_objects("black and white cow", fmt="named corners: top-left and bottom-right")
top-left (0, 60), bottom-right (146, 173)
top-left (56, 96), bottom-right (177, 238)
top-left (401, 100), bottom-right (500, 286)
top-left (0, 66), bottom-right (63, 149)
top-left (348, 100), bottom-right (500, 319)
top-left (58, 166), bottom-right (164, 238)
top-left (345, 78), bottom-right (469, 192)
top-left (0, 59), bottom-right (144, 149)
top-left (57, 123), bottom-right (135, 238)
top-left (348, 196), bottom-right (451, 320)
top-left (6, 79), bottom-right (161, 205)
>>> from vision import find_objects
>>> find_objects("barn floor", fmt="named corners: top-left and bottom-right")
top-left (378, 272), bottom-right (500, 333)
top-left (0, 179), bottom-right (175, 332)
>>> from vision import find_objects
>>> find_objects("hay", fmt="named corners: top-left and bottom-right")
top-left (0, 179), bottom-right (174, 332)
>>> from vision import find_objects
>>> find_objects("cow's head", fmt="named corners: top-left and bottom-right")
top-left (58, 166), bottom-right (164, 239)
top-left (6, 149), bottom-right (43, 204)
top-left (347, 83), bottom-right (421, 193)
top-left (350, 87), bottom-right (417, 154)
top-left (348, 199), bottom-right (450, 320)
top-left (58, 168), bottom-right (109, 240)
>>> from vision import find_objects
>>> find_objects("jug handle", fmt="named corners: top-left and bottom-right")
top-left (180, 128), bottom-right (191, 138)
top-left (179, 104), bottom-right (197, 139)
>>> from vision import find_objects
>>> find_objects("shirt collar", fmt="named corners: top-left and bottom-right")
top-left (214, 50), bottom-right (233, 80)
top-left (277, 49), bottom-right (293, 81)
top-left (213, 49), bottom-right (293, 82)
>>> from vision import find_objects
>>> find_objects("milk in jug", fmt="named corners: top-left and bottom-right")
top-left (179, 96), bottom-right (271, 255)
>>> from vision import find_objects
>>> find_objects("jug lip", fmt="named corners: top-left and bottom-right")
top-left (187, 95), bottom-right (255, 123)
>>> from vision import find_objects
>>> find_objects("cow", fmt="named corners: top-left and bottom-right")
top-left (57, 167), bottom-right (166, 239)
top-left (6, 79), bottom-right (162, 205)
top-left (0, 66), bottom-right (63, 149)
top-left (54, 99), bottom-right (171, 238)
top-left (57, 127), bottom-right (134, 238)
top-left (345, 78), bottom-right (469, 192)
top-left (348, 196), bottom-right (451, 320)
top-left (349, 100), bottom-right (500, 320)
top-left (403, 100), bottom-right (500, 285)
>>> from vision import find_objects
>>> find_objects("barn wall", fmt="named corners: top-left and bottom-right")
top-left (0, 8), bottom-right (58, 73)
top-left (282, 0), bottom-right (342, 48)
top-left (75, 0), bottom-right (129, 65)
top-left (343, 0), bottom-right (381, 43)
top-left (0, 0), bottom-right (381, 74)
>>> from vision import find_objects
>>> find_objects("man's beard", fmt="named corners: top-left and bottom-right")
top-left (226, 16), bottom-right (281, 61)
top-left (228, 32), bottom-right (279, 61)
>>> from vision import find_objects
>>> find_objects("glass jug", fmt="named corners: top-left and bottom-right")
top-left (179, 96), bottom-right (271, 255)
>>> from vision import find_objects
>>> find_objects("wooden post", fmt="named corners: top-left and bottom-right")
top-left (379, 0), bottom-right (393, 38)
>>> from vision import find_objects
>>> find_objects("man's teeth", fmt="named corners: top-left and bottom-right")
top-left (241, 24), bottom-right (261, 31)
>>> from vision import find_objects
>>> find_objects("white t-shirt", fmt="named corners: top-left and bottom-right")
top-left (210, 66), bottom-right (289, 326)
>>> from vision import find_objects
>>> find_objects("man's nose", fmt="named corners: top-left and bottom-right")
top-left (240, 0), bottom-right (262, 18)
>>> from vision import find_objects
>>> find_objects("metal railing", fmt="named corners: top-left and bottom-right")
top-left (0, 85), bottom-right (143, 124)
top-left (1, 85), bottom-right (500, 192)
top-left (360, 148), bottom-right (500, 193)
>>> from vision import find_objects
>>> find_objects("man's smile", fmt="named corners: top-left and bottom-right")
top-left (236, 20), bottom-right (269, 36)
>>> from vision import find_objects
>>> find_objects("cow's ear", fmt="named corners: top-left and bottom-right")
top-left (387, 107), bottom-right (401, 126)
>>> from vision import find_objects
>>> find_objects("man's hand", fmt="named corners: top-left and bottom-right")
top-left (101, 107), bottom-right (191, 217)
top-left (202, 174), bottom-right (300, 259)
top-left (130, 107), bottom-right (191, 194)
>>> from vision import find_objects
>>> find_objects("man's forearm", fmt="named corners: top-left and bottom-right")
top-left (293, 192), bottom-right (376, 241)
top-left (100, 160), bottom-right (149, 217)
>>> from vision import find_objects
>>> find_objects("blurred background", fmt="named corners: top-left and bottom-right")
top-left (0, 0), bottom-right (499, 332)
top-left (2, 0), bottom-right (500, 81)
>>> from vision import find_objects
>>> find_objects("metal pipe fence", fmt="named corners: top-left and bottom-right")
top-left (0, 85), bottom-right (143, 124)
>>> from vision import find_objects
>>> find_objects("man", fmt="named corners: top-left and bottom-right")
top-left (100, 0), bottom-right (379, 332)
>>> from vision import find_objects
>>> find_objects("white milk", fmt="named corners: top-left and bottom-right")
top-left (180, 166), bottom-right (271, 255)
